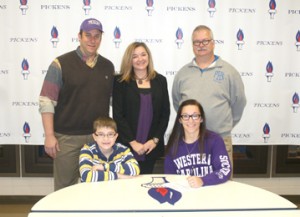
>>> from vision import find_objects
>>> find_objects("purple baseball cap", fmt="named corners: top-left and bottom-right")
top-left (80, 18), bottom-right (103, 32)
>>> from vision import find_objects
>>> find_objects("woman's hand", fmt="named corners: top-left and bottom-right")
top-left (143, 139), bottom-right (157, 155)
top-left (129, 140), bottom-right (145, 155)
top-left (187, 176), bottom-right (204, 188)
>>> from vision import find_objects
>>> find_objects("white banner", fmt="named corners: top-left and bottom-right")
top-left (0, 0), bottom-right (300, 145)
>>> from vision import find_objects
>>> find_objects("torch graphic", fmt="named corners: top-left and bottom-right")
top-left (175, 28), bottom-right (184, 49)
top-left (265, 61), bottom-right (274, 82)
top-left (268, 0), bottom-right (277, 19)
top-left (295, 31), bottom-right (300, 51)
top-left (82, 0), bottom-right (91, 15)
top-left (207, 0), bottom-right (216, 18)
top-left (50, 26), bottom-right (59, 48)
top-left (141, 176), bottom-right (169, 188)
top-left (292, 92), bottom-right (299, 113)
top-left (23, 122), bottom-right (31, 143)
top-left (236, 29), bottom-right (245, 50)
top-left (113, 27), bottom-right (122, 48)
top-left (21, 59), bottom-right (30, 80)
top-left (19, 0), bottom-right (28, 15)
top-left (262, 123), bottom-right (270, 143)
top-left (145, 0), bottom-right (154, 16)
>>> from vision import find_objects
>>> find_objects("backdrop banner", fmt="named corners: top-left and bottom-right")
top-left (1, 0), bottom-right (300, 145)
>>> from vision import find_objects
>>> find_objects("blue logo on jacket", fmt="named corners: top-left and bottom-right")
top-left (214, 71), bottom-right (224, 82)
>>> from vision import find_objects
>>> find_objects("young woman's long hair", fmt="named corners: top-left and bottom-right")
top-left (118, 42), bottom-right (156, 82)
top-left (165, 99), bottom-right (207, 157)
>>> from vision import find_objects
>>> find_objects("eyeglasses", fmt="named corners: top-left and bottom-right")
top-left (192, 39), bottom-right (213, 46)
top-left (94, 132), bottom-right (116, 138)
top-left (180, 114), bottom-right (201, 121)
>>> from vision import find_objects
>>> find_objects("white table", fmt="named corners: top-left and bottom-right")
top-left (28, 174), bottom-right (299, 217)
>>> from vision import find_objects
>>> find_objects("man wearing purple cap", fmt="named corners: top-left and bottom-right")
top-left (39, 18), bottom-right (115, 191)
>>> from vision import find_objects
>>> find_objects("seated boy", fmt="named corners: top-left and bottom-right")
top-left (79, 116), bottom-right (140, 182)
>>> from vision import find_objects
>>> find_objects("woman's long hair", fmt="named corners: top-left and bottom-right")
top-left (118, 42), bottom-right (156, 82)
top-left (165, 99), bottom-right (207, 157)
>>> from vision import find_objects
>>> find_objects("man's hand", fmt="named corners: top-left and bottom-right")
top-left (44, 135), bottom-right (60, 158)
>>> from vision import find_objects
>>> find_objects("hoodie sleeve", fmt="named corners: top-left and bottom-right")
top-left (201, 133), bottom-right (232, 186)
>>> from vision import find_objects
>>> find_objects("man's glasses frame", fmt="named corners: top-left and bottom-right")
top-left (192, 39), bottom-right (213, 46)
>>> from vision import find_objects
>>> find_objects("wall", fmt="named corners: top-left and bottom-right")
top-left (1, 1), bottom-right (300, 145)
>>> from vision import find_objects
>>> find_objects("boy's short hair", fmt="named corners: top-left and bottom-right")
top-left (93, 116), bottom-right (117, 133)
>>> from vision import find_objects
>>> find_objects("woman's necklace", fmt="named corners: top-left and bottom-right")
top-left (135, 74), bottom-right (148, 85)
top-left (185, 141), bottom-right (198, 157)
top-left (184, 140), bottom-right (198, 175)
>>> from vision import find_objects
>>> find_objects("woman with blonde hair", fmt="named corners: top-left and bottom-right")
top-left (113, 42), bottom-right (170, 174)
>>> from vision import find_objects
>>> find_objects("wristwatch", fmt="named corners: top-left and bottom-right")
top-left (152, 137), bottom-right (159, 144)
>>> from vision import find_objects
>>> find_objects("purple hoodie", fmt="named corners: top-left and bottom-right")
top-left (164, 130), bottom-right (231, 186)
